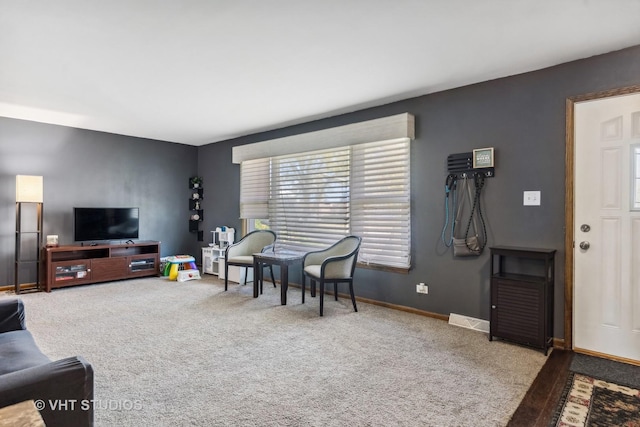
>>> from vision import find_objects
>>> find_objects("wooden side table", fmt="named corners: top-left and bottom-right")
top-left (0, 400), bottom-right (46, 427)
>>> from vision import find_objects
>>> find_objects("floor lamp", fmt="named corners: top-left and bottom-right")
top-left (15, 175), bottom-right (43, 294)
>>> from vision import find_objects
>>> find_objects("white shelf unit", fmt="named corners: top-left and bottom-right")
top-left (202, 245), bottom-right (252, 284)
top-left (202, 246), bottom-right (225, 275)
top-left (218, 257), bottom-right (253, 284)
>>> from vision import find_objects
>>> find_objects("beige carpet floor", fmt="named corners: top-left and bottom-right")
top-left (2, 276), bottom-right (547, 426)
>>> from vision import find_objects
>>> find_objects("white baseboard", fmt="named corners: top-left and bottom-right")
top-left (448, 313), bottom-right (490, 333)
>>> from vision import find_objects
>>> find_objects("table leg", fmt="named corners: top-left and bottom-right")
top-left (259, 261), bottom-right (265, 294)
top-left (253, 258), bottom-right (259, 298)
top-left (281, 265), bottom-right (288, 305)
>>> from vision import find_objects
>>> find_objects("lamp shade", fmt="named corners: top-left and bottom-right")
top-left (16, 175), bottom-right (43, 203)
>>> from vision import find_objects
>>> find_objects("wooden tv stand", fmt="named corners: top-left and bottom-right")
top-left (44, 241), bottom-right (160, 292)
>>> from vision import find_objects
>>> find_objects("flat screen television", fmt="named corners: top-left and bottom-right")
top-left (74, 207), bottom-right (139, 242)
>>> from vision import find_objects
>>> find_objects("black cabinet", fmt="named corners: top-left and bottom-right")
top-left (489, 246), bottom-right (556, 354)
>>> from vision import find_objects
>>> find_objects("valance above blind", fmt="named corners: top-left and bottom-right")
top-left (232, 113), bottom-right (414, 164)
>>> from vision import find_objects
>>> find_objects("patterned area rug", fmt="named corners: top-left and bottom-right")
top-left (550, 372), bottom-right (640, 426)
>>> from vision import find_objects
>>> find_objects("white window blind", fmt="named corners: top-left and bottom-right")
top-left (239, 139), bottom-right (411, 269)
top-left (270, 147), bottom-right (351, 252)
top-left (351, 138), bottom-right (410, 268)
top-left (240, 158), bottom-right (270, 219)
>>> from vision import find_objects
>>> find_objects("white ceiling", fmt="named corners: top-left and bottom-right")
top-left (2, 1), bottom-right (640, 146)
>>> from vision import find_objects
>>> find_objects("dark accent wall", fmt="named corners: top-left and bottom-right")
top-left (1, 45), bottom-right (638, 337)
top-left (197, 45), bottom-right (640, 338)
top-left (0, 118), bottom-right (201, 286)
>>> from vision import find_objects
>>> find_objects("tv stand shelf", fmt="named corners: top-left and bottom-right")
top-left (45, 241), bottom-right (160, 292)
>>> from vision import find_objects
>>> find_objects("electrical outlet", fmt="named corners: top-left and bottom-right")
top-left (416, 283), bottom-right (429, 294)
top-left (523, 190), bottom-right (541, 206)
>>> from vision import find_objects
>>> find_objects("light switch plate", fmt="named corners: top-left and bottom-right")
top-left (523, 191), bottom-right (541, 206)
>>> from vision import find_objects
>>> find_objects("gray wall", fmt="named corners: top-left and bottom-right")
top-left (197, 45), bottom-right (640, 339)
top-left (0, 118), bottom-right (202, 286)
top-left (2, 45), bottom-right (639, 339)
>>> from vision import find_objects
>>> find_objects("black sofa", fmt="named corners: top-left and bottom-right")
top-left (0, 299), bottom-right (94, 426)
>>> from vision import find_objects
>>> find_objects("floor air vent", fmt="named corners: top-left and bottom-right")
top-left (448, 313), bottom-right (490, 333)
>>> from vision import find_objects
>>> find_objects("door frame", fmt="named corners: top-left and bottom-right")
top-left (564, 84), bottom-right (640, 353)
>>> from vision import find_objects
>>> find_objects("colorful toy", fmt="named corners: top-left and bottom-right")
top-left (165, 255), bottom-right (199, 280)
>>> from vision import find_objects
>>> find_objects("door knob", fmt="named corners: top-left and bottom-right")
top-left (579, 241), bottom-right (590, 250)
top-left (580, 224), bottom-right (591, 232)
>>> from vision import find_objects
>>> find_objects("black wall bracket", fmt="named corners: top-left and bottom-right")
top-left (447, 152), bottom-right (495, 179)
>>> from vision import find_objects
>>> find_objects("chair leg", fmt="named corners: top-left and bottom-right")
top-left (319, 281), bottom-right (324, 316)
top-left (301, 275), bottom-right (305, 304)
top-left (224, 262), bottom-right (229, 291)
top-left (311, 280), bottom-right (316, 298)
top-left (269, 266), bottom-right (276, 287)
top-left (349, 281), bottom-right (357, 312)
top-left (243, 267), bottom-right (248, 285)
top-left (334, 282), bottom-right (338, 301)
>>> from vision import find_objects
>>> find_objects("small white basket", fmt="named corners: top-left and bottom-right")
top-left (177, 269), bottom-right (201, 282)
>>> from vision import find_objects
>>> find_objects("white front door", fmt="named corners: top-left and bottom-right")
top-left (574, 92), bottom-right (640, 361)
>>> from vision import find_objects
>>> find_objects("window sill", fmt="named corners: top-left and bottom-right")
top-left (356, 262), bottom-right (410, 274)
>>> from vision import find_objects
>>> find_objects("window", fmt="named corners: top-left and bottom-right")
top-left (240, 158), bottom-right (271, 234)
top-left (240, 157), bottom-right (269, 219)
top-left (240, 138), bottom-right (410, 269)
top-left (235, 113), bottom-right (414, 270)
top-left (351, 138), bottom-right (410, 268)
top-left (270, 147), bottom-right (351, 251)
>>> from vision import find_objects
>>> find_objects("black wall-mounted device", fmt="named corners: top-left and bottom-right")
top-left (447, 150), bottom-right (495, 179)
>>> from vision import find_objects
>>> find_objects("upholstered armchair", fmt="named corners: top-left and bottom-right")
top-left (302, 235), bottom-right (362, 316)
top-left (0, 299), bottom-right (94, 427)
top-left (224, 230), bottom-right (277, 291)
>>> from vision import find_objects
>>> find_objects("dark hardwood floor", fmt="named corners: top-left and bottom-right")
top-left (507, 349), bottom-right (574, 427)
